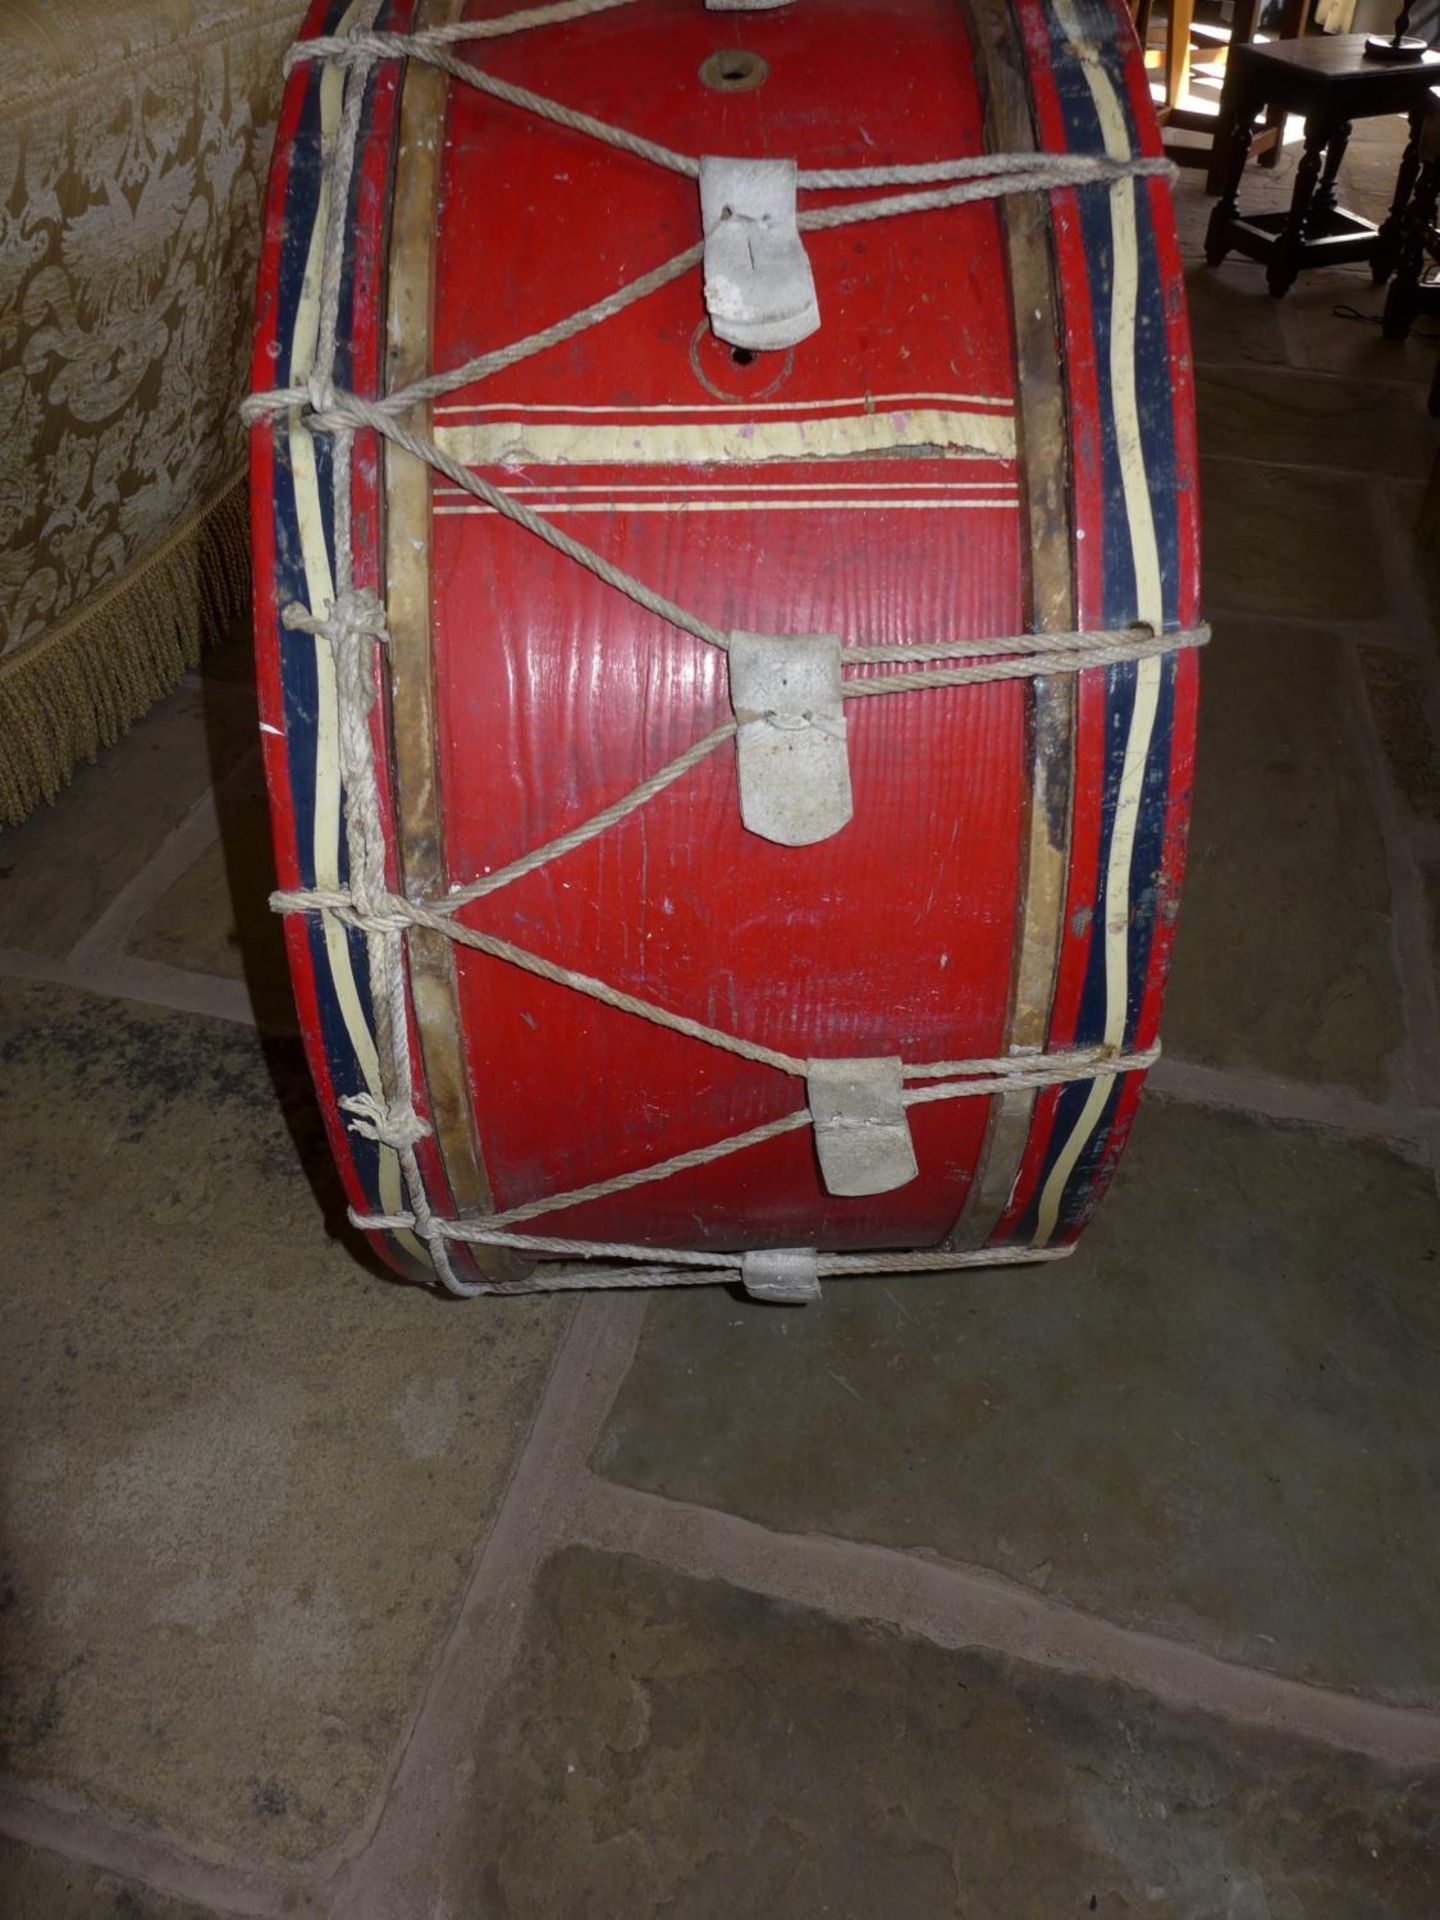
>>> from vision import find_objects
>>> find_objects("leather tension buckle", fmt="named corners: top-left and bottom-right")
top-left (741, 1247), bottom-right (821, 1303)
top-left (699, 156), bottom-right (820, 351)
top-left (728, 632), bottom-right (852, 847)
top-left (806, 1056), bottom-right (919, 1197)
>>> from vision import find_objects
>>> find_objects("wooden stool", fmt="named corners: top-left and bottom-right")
top-left (1381, 86), bottom-right (1440, 348)
top-left (1138, 0), bottom-right (1310, 173)
top-left (1205, 34), bottom-right (1440, 297)
top-left (1201, 0), bottom-right (1317, 189)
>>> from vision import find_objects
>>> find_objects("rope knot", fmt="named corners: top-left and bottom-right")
top-left (340, 1091), bottom-right (433, 1152)
top-left (307, 369), bottom-right (339, 417)
top-left (269, 885), bottom-right (418, 935)
top-left (336, 587), bottom-right (389, 642)
top-left (337, 889), bottom-right (417, 935)
top-left (279, 601), bottom-right (323, 636)
top-left (281, 591), bottom-right (388, 650)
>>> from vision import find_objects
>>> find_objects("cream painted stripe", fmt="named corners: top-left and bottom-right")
top-left (1032, 0), bottom-right (1165, 1248)
top-left (432, 498), bottom-right (1021, 517)
top-left (434, 479), bottom-right (1019, 496)
top-left (434, 390), bottom-right (1014, 418)
top-left (433, 410), bottom-right (1016, 468)
top-left (287, 9), bottom-right (416, 1255)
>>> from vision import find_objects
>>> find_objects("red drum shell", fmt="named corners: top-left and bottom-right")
top-left (250, 0), bottom-right (1200, 1291)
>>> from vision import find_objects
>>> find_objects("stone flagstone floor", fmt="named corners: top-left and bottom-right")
top-left (2, 138), bottom-right (1439, 1918)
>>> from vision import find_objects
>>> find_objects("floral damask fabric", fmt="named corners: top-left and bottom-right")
top-left (1, 0), bottom-right (307, 660)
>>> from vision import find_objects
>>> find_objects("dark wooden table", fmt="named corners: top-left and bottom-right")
top-left (1205, 35), bottom-right (1440, 297)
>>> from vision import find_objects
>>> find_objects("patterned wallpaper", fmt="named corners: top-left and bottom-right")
top-left (1, 0), bottom-right (307, 658)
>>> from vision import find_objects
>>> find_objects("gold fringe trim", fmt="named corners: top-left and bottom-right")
top-left (0, 472), bottom-right (251, 827)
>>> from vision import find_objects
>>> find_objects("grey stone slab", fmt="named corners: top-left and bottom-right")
top-left (1170, 173), bottom-right (1219, 261)
top-left (1200, 458), bottom-right (1390, 621)
top-left (125, 767), bottom-right (294, 1032)
top-left (1164, 620), bottom-right (1404, 1096)
top-left (1183, 174), bottom-right (1431, 405)
top-left (596, 1103), bottom-right (1440, 1706)
top-left (1361, 646), bottom-right (1440, 824)
top-left (1197, 366), bottom-right (1436, 478)
top-left (0, 979), bottom-right (569, 1869)
top-left (1330, 113), bottom-right (1413, 229)
top-left (0, 1836), bottom-right (214, 1920)
top-left (0, 684), bottom-right (253, 960)
top-left (440, 1546), bottom-right (1440, 1920)
top-left (1277, 269), bottom-right (1439, 385)
top-left (1184, 260), bottom-right (1289, 368)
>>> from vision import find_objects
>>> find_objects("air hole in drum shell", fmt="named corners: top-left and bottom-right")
top-left (700, 49), bottom-right (769, 92)
top-left (689, 319), bottom-right (794, 400)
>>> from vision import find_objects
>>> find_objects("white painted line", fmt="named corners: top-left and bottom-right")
top-left (433, 497), bottom-right (1022, 517)
top-left (433, 478), bottom-right (1020, 496)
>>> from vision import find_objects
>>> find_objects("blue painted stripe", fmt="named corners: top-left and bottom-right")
top-left (269, 13), bottom-right (386, 1210)
top-left (1010, 0), bottom-right (1188, 1239)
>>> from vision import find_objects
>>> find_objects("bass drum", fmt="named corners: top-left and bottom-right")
top-left (250, 0), bottom-right (1201, 1298)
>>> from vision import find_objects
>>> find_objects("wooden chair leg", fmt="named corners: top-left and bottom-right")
top-left (1204, 0), bottom-right (1264, 194)
top-left (1164, 0), bottom-right (1196, 113)
top-left (1259, 0), bottom-right (1312, 169)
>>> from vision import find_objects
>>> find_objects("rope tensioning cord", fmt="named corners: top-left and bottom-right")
top-left (247, 0), bottom-right (1203, 1297)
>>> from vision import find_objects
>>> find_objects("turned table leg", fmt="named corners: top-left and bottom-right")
top-left (1267, 113), bottom-right (1327, 296)
top-left (1205, 82), bottom-right (1262, 266)
top-left (1374, 103), bottom-right (1428, 286)
top-left (1309, 119), bottom-right (1351, 234)
top-left (1205, 0), bottom-right (1264, 195)
top-left (1383, 139), bottom-right (1440, 338)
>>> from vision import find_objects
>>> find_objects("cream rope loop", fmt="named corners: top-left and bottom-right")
top-left (281, 590), bottom-right (387, 645)
top-left (338, 1230), bottom-right (1075, 1295)
top-left (253, 3), bottom-right (1193, 1298)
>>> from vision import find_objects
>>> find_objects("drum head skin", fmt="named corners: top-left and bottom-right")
top-left (251, 0), bottom-right (1199, 1291)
